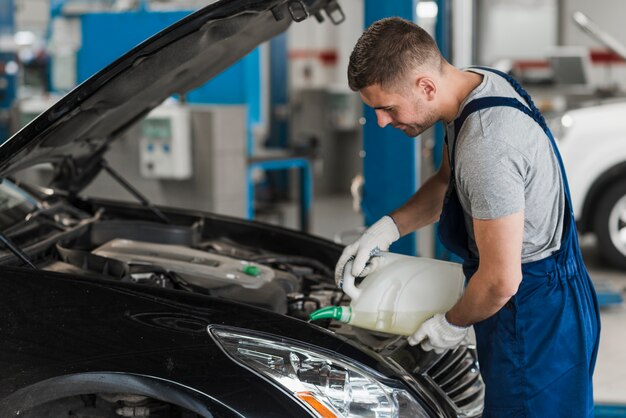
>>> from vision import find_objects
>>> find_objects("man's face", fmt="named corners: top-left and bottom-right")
top-left (360, 83), bottom-right (438, 138)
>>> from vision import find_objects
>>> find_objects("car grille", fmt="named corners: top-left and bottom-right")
top-left (339, 330), bottom-right (485, 417)
top-left (423, 345), bottom-right (484, 417)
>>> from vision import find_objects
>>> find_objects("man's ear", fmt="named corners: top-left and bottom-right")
top-left (416, 77), bottom-right (437, 101)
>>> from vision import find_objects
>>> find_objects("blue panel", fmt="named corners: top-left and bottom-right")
top-left (362, 0), bottom-right (418, 256)
top-left (362, 106), bottom-right (417, 228)
top-left (184, 59), bottom-right (247, 104)
top-left (76, 11), bottom-right (257, 105)
top-left (0, 52), bottom-right (16, 109)
top-left (435, 0), bottom-right (449, 58)
top-left (268, 33), bottom-right (288, 148)
top-left (270, 35), bottom-right (287, 109)
top-left (0, 0), bottom-right (16, 140)
top-left (243, 47), bottom-right (261, 153)
top-left (0, 51), bottom-right (17, 142)
top-left (265, 34), bottom-right (289, 194)
top-left (0, 0), bottom-right (14, 34)
top-left (77, 11), bottom-right (190, 83)
top-left (364, 1), bottom-right (416, 23)
top-left (595, 404), bottom-right (626, 418)
top-left (433, 0), bottom-right (453, 260)
top-left (49, 0), bottom-right (65, 20)
top-left (593, 280), bottom-right (624, 308)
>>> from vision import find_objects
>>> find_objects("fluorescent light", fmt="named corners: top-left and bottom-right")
top-left (416, 1), bottom-right (438, 19)
top-left (561, 114), bottom-right (574, 128)
top-left (5, 61), bottom-right (18, 75)
top-left (14, 31), bottom-right (36, 47)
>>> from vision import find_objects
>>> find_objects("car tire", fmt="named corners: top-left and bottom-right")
top-left (593, 180), bottom-right (626, 269)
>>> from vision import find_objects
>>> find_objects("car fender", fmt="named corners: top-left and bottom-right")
top-left (0, 371), bottom-right (242, 417)
top-left (559, 125), bottom-right (626, 220)
top-left (577, 161), bottom-right (626, 233)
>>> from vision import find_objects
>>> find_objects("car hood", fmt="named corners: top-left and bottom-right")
top-left (0, 0), bottom-right (342, 193)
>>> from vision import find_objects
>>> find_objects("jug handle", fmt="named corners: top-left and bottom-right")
top-left (341, 259), bottom-right (362, 300)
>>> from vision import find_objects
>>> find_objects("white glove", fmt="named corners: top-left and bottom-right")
top-left (408, 313), bottom-right (468, 354)
top-left (334, 215), bottom-right (400, 287)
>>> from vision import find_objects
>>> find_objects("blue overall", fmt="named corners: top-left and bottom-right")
top-left (438, 67), bottom-right (601, 417)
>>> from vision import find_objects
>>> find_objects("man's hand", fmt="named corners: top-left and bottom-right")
top-left (334, 215), bottom-right (400, 287)
top-left (408, 313), bottom-right (468, 354)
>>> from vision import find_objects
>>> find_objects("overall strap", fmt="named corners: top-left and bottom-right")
top-left (454, 97), bottom-right (537, 139)
top-left (471, 66), bottom-right (549, 130)
top-left (451, 96), bottom-right (536, 167)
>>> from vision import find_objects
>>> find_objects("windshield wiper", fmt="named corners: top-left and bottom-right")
top-left (100, 160), bottom-right (171, 224)
top-left (0, 233), bottom-right (37, 270)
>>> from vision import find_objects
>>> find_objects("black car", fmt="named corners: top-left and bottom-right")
top-left (0, 0), bottom-right (484, 416)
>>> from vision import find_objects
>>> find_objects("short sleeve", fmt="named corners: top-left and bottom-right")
top-left (456, 142), bottom-right (526, 220)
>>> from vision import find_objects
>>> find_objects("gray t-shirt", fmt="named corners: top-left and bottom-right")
top-left (445, 68), bottom-right (564, 263)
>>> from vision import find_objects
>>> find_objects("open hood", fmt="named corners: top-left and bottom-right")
top-left (0, 0), bottom-right (344, 193)
top-left (572, 11), bottom-right (626, 61)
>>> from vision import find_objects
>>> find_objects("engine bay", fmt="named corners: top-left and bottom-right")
top-left (35, 215), bottom-right (343, 320)
top-left (0, 186), bottom-right (395, 347)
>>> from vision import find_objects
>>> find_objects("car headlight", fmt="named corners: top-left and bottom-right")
top-left (209, 326), bottom-right (431, 418)
top-left (548, 113), bottom-right (574, 142)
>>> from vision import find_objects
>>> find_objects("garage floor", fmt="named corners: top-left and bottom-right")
top-left (273, 194), bottom-right (626, 404)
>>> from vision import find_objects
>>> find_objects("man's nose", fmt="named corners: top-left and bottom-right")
top-left (375, 109), bottom-right (391, 128)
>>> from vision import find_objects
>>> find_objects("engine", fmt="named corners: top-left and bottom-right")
top-left (43, 219), bottom-right (342, 318)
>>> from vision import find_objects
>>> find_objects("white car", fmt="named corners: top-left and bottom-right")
top-left (547, 11), bottom-right (626, 269)
top-left (555, 101), bottom-right (626, 268)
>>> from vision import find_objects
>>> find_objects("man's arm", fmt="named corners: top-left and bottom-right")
top-left (445, 211), bottom-right (524, 326)
top-left (334, 144), bottom-right (451, 284)
top-left (390, 144), bottom-right (451, 236)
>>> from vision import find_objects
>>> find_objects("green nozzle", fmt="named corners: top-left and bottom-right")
top-left (242, 264), bottom-right (261, 277)
top-left (309, 306), bottom-right (352, 323)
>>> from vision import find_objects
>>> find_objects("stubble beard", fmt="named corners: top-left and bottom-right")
top-left (400, 125), bottom-right (426, 138)
top-left (399, 97), bottom-right (438, 138)
top-left (399, 111), bottom-right (438, 138)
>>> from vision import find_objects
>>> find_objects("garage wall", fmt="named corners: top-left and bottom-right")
top-left (15, 0), bottom-right (49, 37)
top-left (560, 0), bottom-right (626, 89)
top-left (561, 0), bottom-right (626, 48)
top-left (286, 0), bottom-right (364, 196)
top-left (287, 0), bottom-right (363, 91)
top-left (477, 0), bottom-right (558, 65)
top-left (84, 106), bottom-right (248, 218)
top-left (15, 105), bottom-right (248, 218)
top-left (476, 0), bottom-right (626, 89)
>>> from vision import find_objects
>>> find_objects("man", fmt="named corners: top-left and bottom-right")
top-left (336, 17), bottom-right (600, 417)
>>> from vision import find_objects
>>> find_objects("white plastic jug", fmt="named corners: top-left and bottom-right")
top-left (311, 252), bottom-right (465, 336)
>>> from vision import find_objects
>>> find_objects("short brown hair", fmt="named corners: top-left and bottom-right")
top-left (347, 17), bottom-right (442, 91)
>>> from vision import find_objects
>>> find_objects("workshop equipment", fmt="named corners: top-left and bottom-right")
top-left (0, 0), bottom-right (16, 142)
top-left (310, 252), bottom-right (465, 335)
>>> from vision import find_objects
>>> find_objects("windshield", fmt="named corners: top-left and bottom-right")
top-left (0, 180), bottom-right (39, 231)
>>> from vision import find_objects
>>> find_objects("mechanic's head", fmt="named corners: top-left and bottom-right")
top-left (348, 17), bottom-right (446, 137)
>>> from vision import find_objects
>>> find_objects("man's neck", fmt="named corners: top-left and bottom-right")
top-left (440, 65), bottom-right (484, 123)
